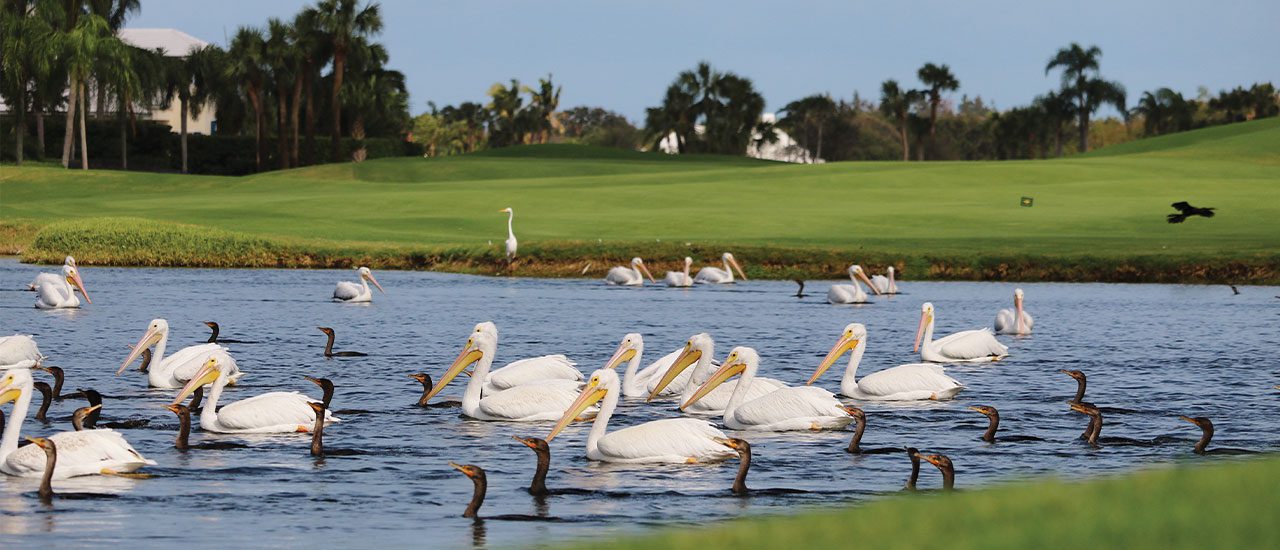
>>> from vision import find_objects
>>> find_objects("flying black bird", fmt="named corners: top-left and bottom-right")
top-left (1167, 202), bottom-right (1215, 224)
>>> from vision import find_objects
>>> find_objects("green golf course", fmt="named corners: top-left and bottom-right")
top-left (3, 117), bottom-right (1277, 282)
top-left (576, 456), bottom-right (1279, 550)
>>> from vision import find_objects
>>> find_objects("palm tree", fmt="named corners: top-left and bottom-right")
top-left (343, 37), bottom-right (404, 161)
top-left (779, 94), bottom-right (836, 162)
top-left (288, 8), bottom-right (326, 166)
top-left (878, 79), bottom-right (919, 161)
top-left (59, 13), bottom-right (112, 169)
top-left (226, 26), bottom-right (268, 171)
top-left (917, 62), bottom-right (959, 160)
top-left (524, 75), bottom-right (561, 144)
top-left (643, 84), bottom-right (694, 153)
top-left (703, 73), bottom-right (765, 155)
top-left (86, 0), bottom-right (139, 117)
top-left (486, 79), bottom-right (525, 147)
top-left (159, 44), bottom-right (221, 174)
top-left (0, 1), bottom-right (58, 163)
top-left (264, 17), bottom-right (297, 169)
top-left (1131, 88), bottom-right (1193, 136)
top-left (1033, 91), bottom-right (1075, 156)
top-left (1046, 43), bottom-right (1126, 152)
top-left (314, 0), bottom-right (383, 162)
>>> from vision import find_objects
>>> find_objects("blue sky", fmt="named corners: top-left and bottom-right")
top-left (131, 0), bottom-right (1278, 121)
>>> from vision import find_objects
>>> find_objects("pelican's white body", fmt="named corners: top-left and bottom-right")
top-left (459, 332), bottom-right (593, 421)
top-left (994, 289), bottom-right (1034, 335)
top-left (188, 360), bottom-right (336, 433)
top-left (828, 265), bottom-right (877, 304)
top-left (0, 335), bottom-right (43, 369)
top-left (33, 266), bottom-right (82, 309)
top-left (705, 348), bottom-right (852, 431)
top-left (869, 267), bottom-right (899, 294)
top-left (124, 320), bottom-right (241, 389)
top-left (472, 322), bottom-right (582, 394)
top-left (918, 304), bottom-right (1008, 363)
top-left (605, 258), bottom-right (651, 286)
top-left (664, 257), bottom-right (694, 287)
top-left (0, 369), bottom-right (154, 478)
top-left (822, 325), bottom-right (964, 400)
top-left (694, 253), bottom-right (744, 284)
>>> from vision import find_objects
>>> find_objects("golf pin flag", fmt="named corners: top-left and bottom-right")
top-left (1020, 196), bottom-right (1034, 207)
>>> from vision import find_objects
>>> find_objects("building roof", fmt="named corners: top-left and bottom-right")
top-left (118, 28), bottom-right (210, 56)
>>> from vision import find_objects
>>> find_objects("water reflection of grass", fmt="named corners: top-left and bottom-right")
top-left (3, 118), bottom-right (1278, 283)
top-left (586, 456), bottom-right (1279, 549)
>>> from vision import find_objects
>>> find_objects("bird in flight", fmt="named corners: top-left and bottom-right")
top-left (1167, 202), bottom-right (1215, 223)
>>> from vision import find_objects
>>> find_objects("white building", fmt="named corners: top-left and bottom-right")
top-left (118, 28), bottom-right (216, 135)
top-left (655, 113), bottom-right (819, 164)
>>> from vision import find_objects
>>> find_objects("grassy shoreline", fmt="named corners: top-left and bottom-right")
top-left (577, 456), bottom-right (1280, 550)
top-left (8, 217), bottom-right (1277, 284)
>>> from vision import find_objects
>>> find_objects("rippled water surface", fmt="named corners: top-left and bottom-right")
top-left (1, 259), bottom-right (1277, 547)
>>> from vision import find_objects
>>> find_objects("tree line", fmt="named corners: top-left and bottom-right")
top-left (1, 0), bottom-right (408, 172)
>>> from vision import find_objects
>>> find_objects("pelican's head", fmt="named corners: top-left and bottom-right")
top-left (848, 264), bottom-right (876, 292)
top-left (888, 266), bottom-right (895, 275)
top-left (604, 333), bottom-right (644, 371)
top-left (171, 355), bottom-right (228, 405)
top-left (684, 256), bottom-right (693, 267)
top-left (723, 253), bottom-right (747, 281)
top-left (499, 207), bottom-right (513, 214)
top-left (914, 303), bottom-right (935, 352)
top-left (0, 368), bottom-right (33, 405)
top-left (968, 405), bottom-right (998, 418)
top-left (119, 319), bottom-right (169, 375)
top-left (631, 258), bottom-right (656, 283)
top-left (681, 346), bottom-right (756, 411)
top-left (357, 267), bottom-right (385, 293)
top-left (422, 332), bottom-right (496, 403)
top-left (1014, 288), bottom-right (1025, 309)
top-left (472, 321), bottom-right (498, 338)
top-left (808, 323), bottom-right (866, 385)
top-left (62, 265), bottom-right (91, 304)
top-left (548, 368), bottom-right (616, 441)
top-left (647, 333), bottom-right (713, 401)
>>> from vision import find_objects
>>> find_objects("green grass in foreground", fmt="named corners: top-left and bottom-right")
top-left (2, 118), bottom-right (1278, 281)
top-left (580, 457), bottom-right (1279, 550)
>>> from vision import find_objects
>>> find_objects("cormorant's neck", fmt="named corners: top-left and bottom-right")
top-left (1073, 378), bottom-right (1086, 403)
top-left (35, 383), bottom-right (52, 421)
top-left (321, 387), bottom-right (334, 410)
top-left (189, 386), bottom-right (204, 413)
top-left (941, 468), bottom-right (955, 490)
top-left (49, 370), bottom-right (63, 399)
top-left (39, 443), bottom-right (56, 502)
top-left (847, 417), bottom-right (865, 453)
top-left (732, 446), bottom-right (751, 496)
top-left (311, 408), bottom-right (325, 457)
top-left (464, 474), bottom-right (486, 518)
top-left (529, 449), bottom-right (549, 496)
top-left (207, 325), bottom-right (219, 343)
top-left (416, 379), bottom-right (432, 407)
top-left (323, 332), bottom-right (335, 357)
top-left (175, 411), bottom-right (190, 450)
top-left (982, 412), bottom-right (999, 443)
top-left (1194, 424), bottom-right (1213, 455)
top-left (906, 456), bottom-right (920, 491)
top-left (1087, 414), bottom-right (1102, 446)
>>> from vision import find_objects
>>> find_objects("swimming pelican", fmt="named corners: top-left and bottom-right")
top-left (683, 347), bottom-right (853, 431)
top-left (605, 257), bottom-right (656, 286)
top-left (171, 357), bottom-right (336, 433)
top-left (33, 264), bottom-right (92, 309)
top-left (646, 333), bottom-right (784, 413)
top-left (915, 303), bottom-right (1009, 363)
top-left (420, 331), bottom-right (590, 421)
top-left (994, 288), bottom-right (1034, 335)
top-left (604, 333), bottom-right (676, 398)
top-left (0, 334), bottom-right (43, 368)
top-left (472, 322), bottom-right (581, 392)
top-left (28, 256), bottom-right (76, 290)
top-left (807, 323), bottom-right (964, 400)
top-left (333, 266), bottom-right (385, 303)
top-left (0, 368), bottom-right (154, 478)
top-left (869, 266), bottom-right (900, 295)
top-left (694, 252), bottom-right (747, 284)
top-left (547, 368), bottom-right (737, 464)
top-left (827, 265), bottom-right (879, 304)
top-left (664, 257), bottom-right (694, 287)
top-left (500, 207), bottom-right (517, 262)
top-left (118, 319), bottom-right (241, 389)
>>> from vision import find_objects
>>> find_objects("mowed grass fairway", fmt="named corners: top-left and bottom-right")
top-left (2, 118), bottom-right (1278, 281)
top-left (574, 456), bottom-right (1280, 550)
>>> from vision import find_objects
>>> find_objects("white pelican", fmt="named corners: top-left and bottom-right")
top-left (601, 333), bottom-right (695, 398)
top-left (605, 257), bottom-right (656, 286)
top-left (808, 323), bottom-right (964, 400)
top-left (421, 331), bottom-right (591, 421)
top-left (694, 252), bottom-right (747, 284)
top-left (333, 266), bottom-right (385, 303)
top-left (683, 347), bottom-right (853, 431)
top-left (172, 356), bottom-right (335, 433)
top-left (994, 288), bottom-right (1034, 335)
top-left (664, 257), bottom-right (694, 287)
top-left (869, 266), bottom-right (900, 295)
top-left (0, 334), bottom-right (43, 368)
top-left (118, 319), bottom-right (241, 389)
top-left (0, 368), bottom-right (154, 478)
top-left (646, 333), bottom-right (784, 414)
top-left (33, 264), bottom-right (92, 309)
top-left (546, 368), bottom-right (736, 464)
top-left (915, 303), bottom-right (1009, 363)
top-left (28, 256), bottom-right (76, 290)
top-left (828, 264), bottom-right (879, 304)
top-left (472, 322), bottom-right (581, 392)
top-left (500, 207), bottom-right (518, 261)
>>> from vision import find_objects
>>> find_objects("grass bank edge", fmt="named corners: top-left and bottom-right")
top-left (13, 217), bottom-right (1278, 284)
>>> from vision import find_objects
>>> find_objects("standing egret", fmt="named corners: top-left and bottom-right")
top-left (914, 303), bottom-right (1008, 363)
top-left (828, 265), bottom-right (879, 304)
top-left (683, 347), bottom-right (853, 431)
top-left (33, 264), bottom-right (91, 309)
top-left (500, 207), bottom-right (518, 262)
top-left (333, 267), bottom-right (384, 303)
top-left (664, 257), bottom-right (694, 287)
top-left (546, 368), bottom-right (737, 464)
top-left (994, 288), bottom-right (1034, 335)
top-left (808, 323), bottom-right (964, 400)
top-left (869, 266), bottom-right (900, 294)
top-left (694, 253), bottom-right (747, 284)
top-left (605, 258), bottom-right (656, 286)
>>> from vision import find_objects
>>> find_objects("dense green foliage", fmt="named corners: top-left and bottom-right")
top-left (580, 457), bottom-right (1280, 550)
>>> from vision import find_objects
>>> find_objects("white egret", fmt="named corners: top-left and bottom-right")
top-left (500, 207), bottom-right (517, 261)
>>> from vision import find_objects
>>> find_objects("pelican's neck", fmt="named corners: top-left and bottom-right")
top-left (888, 268), bottom-right (896, 291)
top-left (630, 264), bottom-right (642, 279)
top-left (586, 381), bottom-right (620, 459)
top-left (506, 211), bottom-right (515, 240)
top-left (849, 271), bottom-right (862, 292)
top-left (147, 329), bottom-right (172, 387)
top-left (841, 339), bottom-right (867, 397)
top-left (199, 370), bottom-right (229, 430)
top-left (679, 345), bottom-right (717, 403)
top-left (360, 276), bottom-right (371, 295)
top-left (722, 258), bottom-right (734, 282)
top-left (0, 376), bottom-right (32, 460)
top-left (620, 345), bottom-right (644, 397)
top-left (721, 362), bottom-right (756, 424)
top-left (461, 346), bottom-right (495, 417)
top-left (683, 259), bottom-right (691, 277)
top-left (922, 316), bottom-right (935, 349)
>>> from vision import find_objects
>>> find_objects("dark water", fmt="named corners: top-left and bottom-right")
top-left (1, 258), bottom-right (1277, 547)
